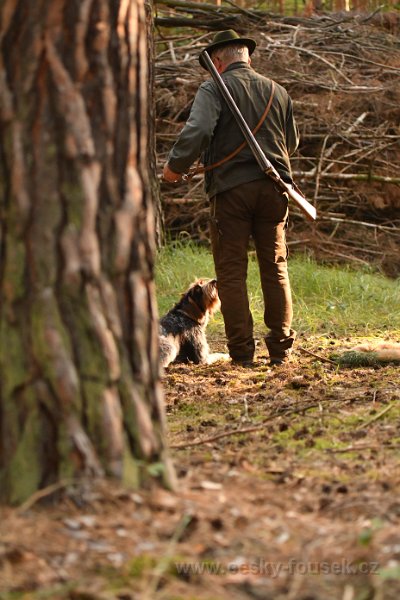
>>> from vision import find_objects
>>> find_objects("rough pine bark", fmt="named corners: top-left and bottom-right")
top-left (0, 0), bottom-right (175, 504)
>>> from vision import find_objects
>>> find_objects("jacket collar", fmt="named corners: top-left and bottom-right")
top-left (223, 62), bottom-right (252, 74)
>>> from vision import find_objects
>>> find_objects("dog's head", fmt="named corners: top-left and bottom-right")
top-left (180, 278), bottom-right (220, 322)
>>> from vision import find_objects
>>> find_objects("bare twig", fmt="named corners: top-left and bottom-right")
top-left (354, 403), bottom-right (395, 431)
top-left (297, 346), bottom-right (337, 365)
top-left (17, 479), bottom-right (74, 514)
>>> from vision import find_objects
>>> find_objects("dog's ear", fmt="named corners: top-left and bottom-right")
top-left (188, 283), bottom-right (206, 309)
top-left (181, 281), bottom-right (200, 299)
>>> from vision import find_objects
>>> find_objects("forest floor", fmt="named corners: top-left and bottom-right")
top-left (1, 334), bottom-right (400, 600)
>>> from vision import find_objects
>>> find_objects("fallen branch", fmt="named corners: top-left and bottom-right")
top-left (155, 16), bottom-right (240, 29)
top-left (294, 171), bottom-right (400, 184)
top-left (17, 479), bottom-right (74, 514)
top-left (155, 0), bottom-right (269, 15)
top-left (325, 443), bottom-right (380, 453)
top-left (319, 246), bottom-right (371, 265)
top-left (298, 346), bottom-right (337, 365)
top-left (318, 216), bottom-right (400, 232)
top-left (354, 403), bottom-right (395, 431)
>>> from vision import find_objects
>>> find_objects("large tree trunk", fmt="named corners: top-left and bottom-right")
top-left (0, 0), bottom-right (175, 505)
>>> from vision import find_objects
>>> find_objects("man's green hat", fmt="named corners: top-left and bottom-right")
top-left (199, 29), bottom-right (257, 69)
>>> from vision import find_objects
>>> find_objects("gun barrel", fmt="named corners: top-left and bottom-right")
top-left (201, 50), bottom-right (273, 174)
top-left (201, 50), bottom-right (317, 222)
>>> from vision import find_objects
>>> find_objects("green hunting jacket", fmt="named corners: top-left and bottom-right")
top-left (167, 62), bottom-right (299, 198)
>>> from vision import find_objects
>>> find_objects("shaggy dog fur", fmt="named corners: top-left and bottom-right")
top-left (159, 279), bottom-right (228, 368)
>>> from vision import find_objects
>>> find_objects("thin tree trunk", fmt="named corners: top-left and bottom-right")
top-left (0, 0), bottom-right (175, 505)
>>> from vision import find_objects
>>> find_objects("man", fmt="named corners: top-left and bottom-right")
top-left (163, 30), bottom-right (299, 366)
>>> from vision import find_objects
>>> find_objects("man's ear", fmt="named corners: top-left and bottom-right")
top-left (213, 56), bottom-right (220, 71)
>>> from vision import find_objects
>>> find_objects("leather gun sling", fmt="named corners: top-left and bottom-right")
top-left (193, 80), bottom-right (275, 175)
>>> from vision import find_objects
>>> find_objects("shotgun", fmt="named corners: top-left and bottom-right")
top-left (201, 50), bottom-right (317, 222)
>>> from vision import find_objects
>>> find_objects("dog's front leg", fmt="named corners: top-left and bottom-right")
top-left (195, 333), bottom-right (229, 365)
top-left (188, 332), bottom-right (211, 365)
top-left (159, 334), bottom-right (179, 368)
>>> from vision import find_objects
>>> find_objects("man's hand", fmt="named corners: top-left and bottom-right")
top-left (163, 163), bottom-right (182, 183)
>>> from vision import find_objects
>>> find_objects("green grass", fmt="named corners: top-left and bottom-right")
top-left (155, 241), bottom-right (400, 338)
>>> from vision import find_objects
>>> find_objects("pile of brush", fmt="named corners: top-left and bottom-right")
top-left (155, 5), bottom-right (400, 275)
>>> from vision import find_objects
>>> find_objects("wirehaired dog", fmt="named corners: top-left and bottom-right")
top-left (159, 279), bottom-right (228, 368)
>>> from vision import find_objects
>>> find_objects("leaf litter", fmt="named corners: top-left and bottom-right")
top-left (1, 335), bottom-right (399, 599)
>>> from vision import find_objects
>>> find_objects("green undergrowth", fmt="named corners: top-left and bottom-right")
top-left (155, 240), bottom-right (400, 339)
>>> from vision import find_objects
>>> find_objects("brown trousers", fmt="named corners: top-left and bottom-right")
top-left (209, 178), bottom-right (296, 361)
